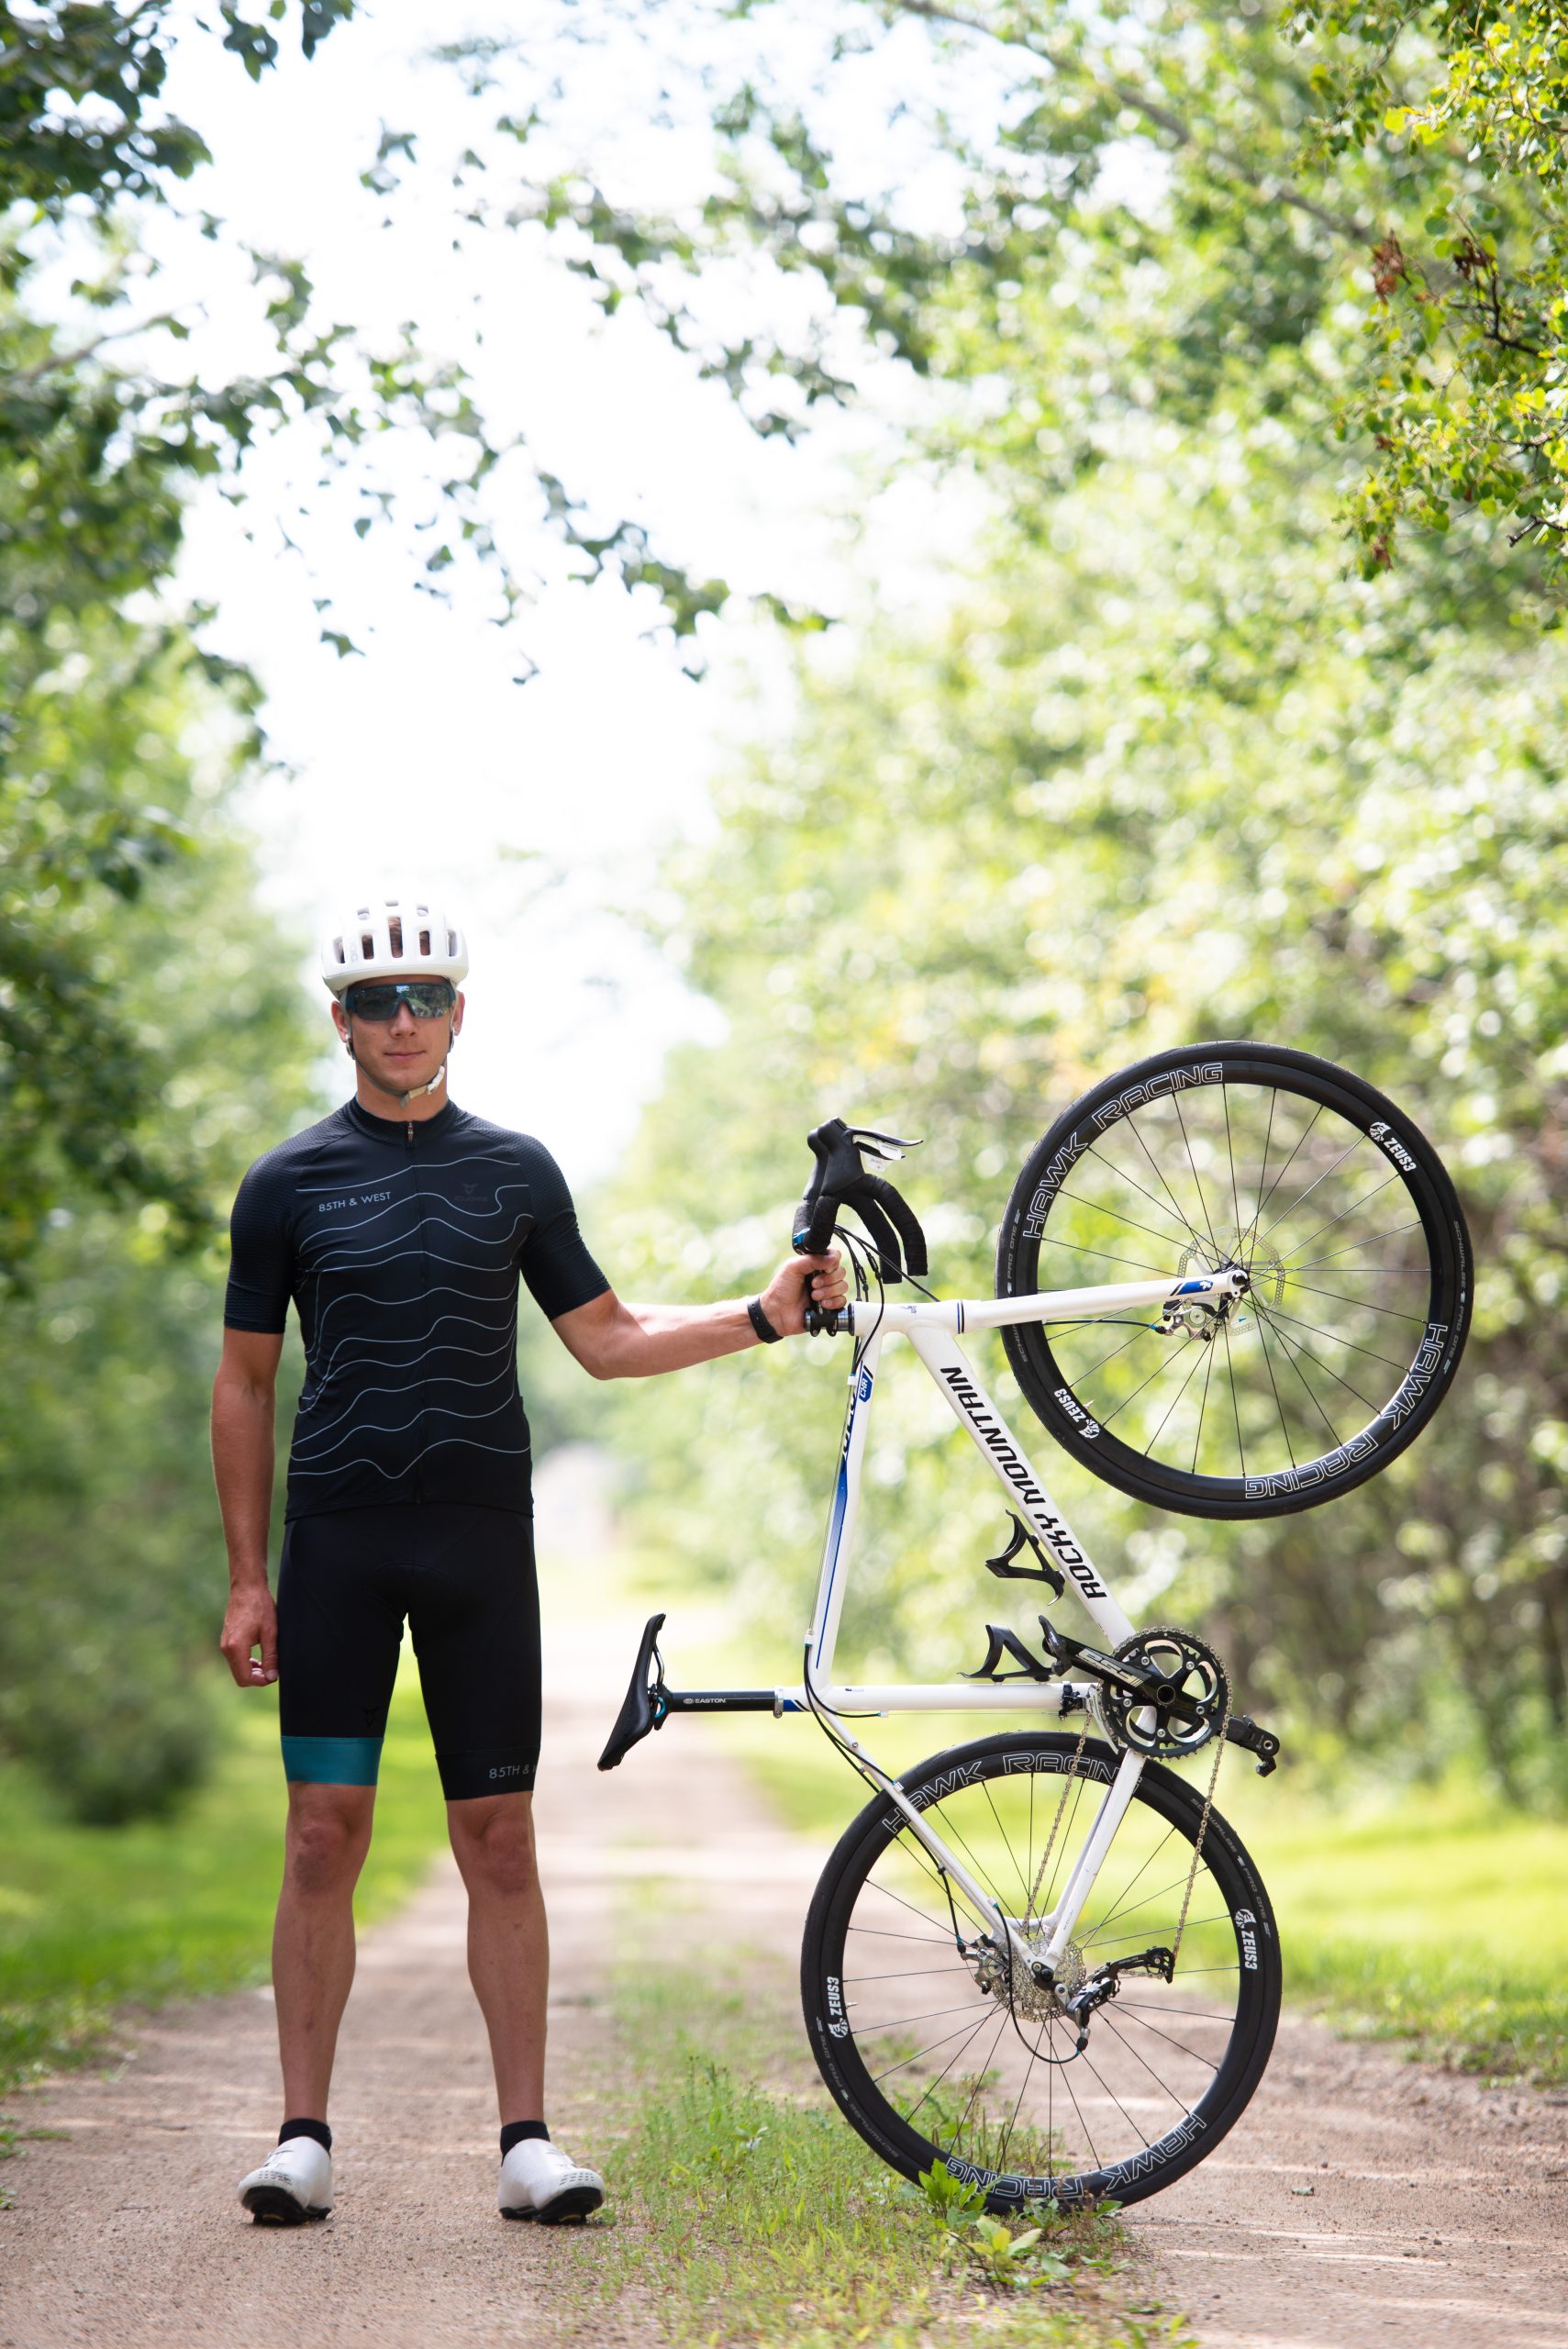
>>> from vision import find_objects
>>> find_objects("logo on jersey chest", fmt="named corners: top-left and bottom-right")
top-left (316, 1190), bottom-right (394, 1214)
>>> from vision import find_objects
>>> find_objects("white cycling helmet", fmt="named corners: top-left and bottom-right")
top-left (319, 893), bottom-right (470, 995)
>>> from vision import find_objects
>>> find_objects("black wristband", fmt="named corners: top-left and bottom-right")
top-left (746, 1295), bottom-right (784, 1345)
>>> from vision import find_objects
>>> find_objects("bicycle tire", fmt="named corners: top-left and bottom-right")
top-left (995, 1041), bottom-right (1472, 1520)
top-left (802, 1731), bottom-right (1280, 2210)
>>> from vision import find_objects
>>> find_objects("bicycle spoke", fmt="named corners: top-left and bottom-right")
top-left (1190, 1336), bottom-right (1217, 1475)
top-left (1273, 1169), bottom-right (1400, 1265)
top-left (1252, 1303), bottom-right (1382, 1418)
top-left (1142, 1341), bottom-right (1211, 1458)
top-left (1286, 1220), bottom-right (1424, 1273)
top-left (1256, 1310), bottom-right (1340, 1451)
top-left (1053, 1185), bottom-right (1194, 1259)
top-left (900, 2012), bottom-right (1004, 2125)
top-left (1260, 1298), bottom-right (1412, 1377)
top-left (1171, 1092), bottom-right (1222, 1262)
top-left (1251, 1293), bottom-right (1298, 1470)
top-left (1101, 2007), bottom-right (1222, 2073)
top-left (1284, 1275), bottom-right (1425, 1322)
top-left (1252, 1130), bottom-right (1370, 1250)
top-left (871, 2010), bottom-right (1003, 2086)
top-left (1222, 1319), bottom-right (1247, 1480)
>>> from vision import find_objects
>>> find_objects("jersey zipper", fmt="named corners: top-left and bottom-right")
top-left (408, 1116), bottom-right (427, 1503)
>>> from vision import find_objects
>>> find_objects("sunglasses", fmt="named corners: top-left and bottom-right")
top-left (342, 979), bottom-right (456, 1021)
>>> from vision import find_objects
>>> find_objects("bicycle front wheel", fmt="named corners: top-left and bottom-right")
top-left (802, 1733), bottom-right (1280, 2211)
top-left (996, 1041), bottom-right (1472, 1518)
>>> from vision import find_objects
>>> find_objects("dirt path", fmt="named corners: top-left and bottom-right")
top-left (2, 1468), bottom-right (1566, 2349)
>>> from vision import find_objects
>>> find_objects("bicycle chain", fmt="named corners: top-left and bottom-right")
top-left (1025, 1716), bottom-right (1091, 1928)
top-left (1169, 1683), bottom-right (1232, 1975)
top-left (1021, 1684), bottom-right (1231, 1987)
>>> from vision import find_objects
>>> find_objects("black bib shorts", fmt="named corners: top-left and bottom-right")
top-left (277, 1503), bottom-right (540, 1801)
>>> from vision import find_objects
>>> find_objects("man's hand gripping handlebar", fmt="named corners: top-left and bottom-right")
top-left (793, 1119), bottom-right (929, 1334)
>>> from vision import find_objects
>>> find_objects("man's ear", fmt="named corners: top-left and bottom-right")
top-left (451, 990), bottom-right (465, 1039)
top-left (330, 998), bottom-right (351, 1050)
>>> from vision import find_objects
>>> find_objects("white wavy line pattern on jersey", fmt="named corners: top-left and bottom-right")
top-left (306, 1275), bottom-right (519, 1357)
top-left (295, 1185), bottom-right (529, 1257)
top-left (288, 1431), bottom-right (532, 1480)
top-left (285, 1165), bottom-right (558, 1486)
top-left (295, 1154), bottom-right (527, 1193)
top-left (312, 1317), bottom-right (516, 1394)
top-left (290, 1385), bottom-right (524, 1470)
top-left (296, 1332), bottom-right (516, 1446)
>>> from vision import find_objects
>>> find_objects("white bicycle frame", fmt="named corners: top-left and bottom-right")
top-left (770, 1269), bottom-right (1247, 1977)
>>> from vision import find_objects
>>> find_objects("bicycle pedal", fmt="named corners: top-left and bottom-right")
top-left (1224, 1713), bottom-right (1283, 1776)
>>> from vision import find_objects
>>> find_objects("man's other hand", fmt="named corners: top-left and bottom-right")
top-left (220, 1582), bottom-right (279, 1687)
top-left (760, 1248), bottom-right (848, 1336)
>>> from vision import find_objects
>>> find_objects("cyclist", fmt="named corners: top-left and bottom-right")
top-left (214, 891), bottom-right (845, 2226)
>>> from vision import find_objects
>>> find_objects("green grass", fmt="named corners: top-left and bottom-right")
top-left (709, 1709), bottom-right (1568, 2085)
top-left (597, 1954), bottom-right (1194, 2349)
top-left (0, 1660), bottom-right (451, 2099)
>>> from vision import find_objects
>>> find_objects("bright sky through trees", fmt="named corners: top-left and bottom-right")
top-left (140, 0), bottom-right (978, 1168)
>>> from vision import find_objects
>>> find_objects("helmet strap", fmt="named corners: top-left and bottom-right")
top-left (342, 1011), bottom-right (454, 1113)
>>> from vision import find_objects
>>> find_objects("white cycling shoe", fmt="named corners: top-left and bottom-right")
top-left (498, 2138), bottom-right (605, 2224)
top-left (237, 2136), bottom-right (334, 2224)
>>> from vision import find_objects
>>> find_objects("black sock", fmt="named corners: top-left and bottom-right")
top-left (500, 2121), bottom-right (550, 2157)
top-left (279, 2117), bottom-right (332, 2154)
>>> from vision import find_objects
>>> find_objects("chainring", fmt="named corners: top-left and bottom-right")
top-left (1100, 1628), bottom-right (1229, 1760)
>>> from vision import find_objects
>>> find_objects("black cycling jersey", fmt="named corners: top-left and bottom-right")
top-left (224, 1097), bottom-right (609, 1519)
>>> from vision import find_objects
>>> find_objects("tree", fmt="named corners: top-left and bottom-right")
top-left (598, 334), bottom-right (1568, 1798)
top-left (439, 0), bottom-right (1568, 599)
top-left (0, 642), bottom-right (320, 1819)
top-left (0, 0), bottom-right (747, 1275)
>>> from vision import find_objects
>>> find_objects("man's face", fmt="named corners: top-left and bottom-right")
top-left (331, 974), bottom-right (465, 1101)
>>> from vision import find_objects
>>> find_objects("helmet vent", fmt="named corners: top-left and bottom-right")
top-left (388, 917), bottom-right (404, 956)
top-left (418, 928), bottom-right (431, 955)
top-left (446, 929), bottom-right (456, 954)
top-left (361, 931), bottom-right (374, 958)
top-left (330, 936), bottom-right (344, 965)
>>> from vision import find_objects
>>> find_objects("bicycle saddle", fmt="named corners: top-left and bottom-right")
top-left (597, 1611), bottom-right (667, 1770)
top-left (793, 1119), bottom-right (929, 1280)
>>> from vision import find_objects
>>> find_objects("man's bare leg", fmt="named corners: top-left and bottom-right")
top-left (273, 1781), bottom-right (378, 2119)
top-left (446, 1791), bottom-right (548, 2120)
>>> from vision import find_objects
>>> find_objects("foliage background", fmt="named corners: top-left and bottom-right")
top-left (0, 0), bottom-right (1564, 2017)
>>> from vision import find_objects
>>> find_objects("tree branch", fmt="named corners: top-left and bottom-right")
top-left (885, 0), bottom-right (1373, 243)
top-left (7, 311), bottom-right (188, 389)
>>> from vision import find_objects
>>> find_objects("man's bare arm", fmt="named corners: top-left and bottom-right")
top-left (551, 1249), bottom-right (847, 1380)
top-left (211, 1326), bottom-right (284, 1687)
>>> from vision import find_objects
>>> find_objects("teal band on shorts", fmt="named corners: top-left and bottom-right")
top-left (281, 1734), bottom-right (383, 1786)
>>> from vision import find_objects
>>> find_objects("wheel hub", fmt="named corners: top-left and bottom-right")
top-left (973, 1928), bottom-right (1084, 2023)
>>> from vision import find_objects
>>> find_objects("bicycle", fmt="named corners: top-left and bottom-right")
top-left (597, 1041), bottom-right (1473, 2210)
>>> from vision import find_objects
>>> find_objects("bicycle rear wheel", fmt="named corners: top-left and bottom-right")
top-left (802, 1732), bottom-right (1280, 2210)
top-left (996, 1041), bottom-right (1472, 1519)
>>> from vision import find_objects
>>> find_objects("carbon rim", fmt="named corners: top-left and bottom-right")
top-left (803, 1735), bottom-right (1279, 2211)
top-left (997, 1045), bottom-right (1471, 1519)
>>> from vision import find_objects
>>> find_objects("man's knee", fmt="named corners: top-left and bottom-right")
top-left (284, 1789), bottom-right (374, 1896)
top-left (449, 1795), bottom-right (538, 1898)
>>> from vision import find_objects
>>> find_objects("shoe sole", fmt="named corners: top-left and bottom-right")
top-left (242, 2185), bottom-right (330, 2225)
top-left (500, 2185), bottom-right (604, 2226)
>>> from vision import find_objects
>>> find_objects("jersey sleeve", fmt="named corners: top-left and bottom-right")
top-left (517, 1142), bottom-right (611, 1322)
top-left (223, 1154), bottom-right (295, 1333)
